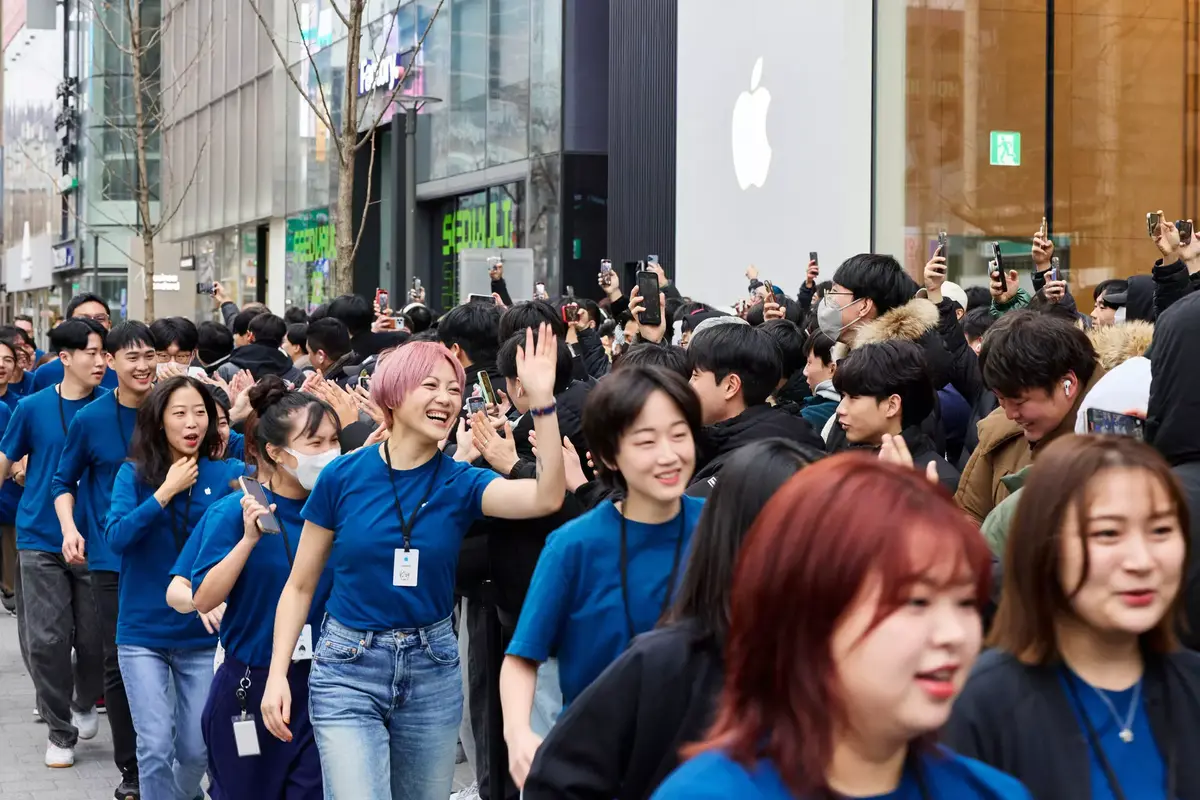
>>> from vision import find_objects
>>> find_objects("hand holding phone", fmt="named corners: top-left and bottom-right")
top-left (477, 371), bottom-right (497, 406)
top-left (936, 231), bottom-right (948, 258)
top-left (634, 270), bottom-right (662, 326)
top-left (990, 242), bottom-right (1008, 293)
top-left (1147, 211), bottom-right (1162, 239)
top-left (375, 288), bottom-right (390, 311)
top-left (239, 478), bottom-right (282, 535)
top-left (1085, 408), bottom-right (1145, 440)
top-left (1177, 219), bottom-right (1194, 246)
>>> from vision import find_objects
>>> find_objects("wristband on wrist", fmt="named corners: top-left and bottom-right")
top-left (530, 402), bottom-right (557, 418)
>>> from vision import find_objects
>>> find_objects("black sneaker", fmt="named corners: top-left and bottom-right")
top-left (115, 774), bottom-right (139, 800)
top-left (1, 590), bottom-right (14, 613)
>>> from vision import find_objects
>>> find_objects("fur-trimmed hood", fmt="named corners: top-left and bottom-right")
top-left (852, 297), bottom-right (941, 349)
top-left (1086, 321), bottom-right (1154, 371)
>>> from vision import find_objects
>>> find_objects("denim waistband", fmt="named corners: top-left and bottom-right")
top-left (321, 614), bottom-right (454, 649)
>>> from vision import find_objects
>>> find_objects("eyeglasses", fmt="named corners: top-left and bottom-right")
top-left (157, 351), bottom-right (194, 364)
top-left (77, 313), bottom-right (111, 323)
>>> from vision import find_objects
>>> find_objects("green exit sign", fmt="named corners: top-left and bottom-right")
top-left (990, 131), bottom-right (1021, 166)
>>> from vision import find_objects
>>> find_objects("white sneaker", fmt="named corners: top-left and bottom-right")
top-left (33, 707), bottom-right (45, 723)
top-left (450, 782), bottom-right (480, 800)
top-left (72, 707), bottom-right (99, 740)
top-left (45, 741), bottom-right (75, 768)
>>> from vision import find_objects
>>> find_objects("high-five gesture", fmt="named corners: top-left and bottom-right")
top-left (515, 323), bottom-right (558, 406)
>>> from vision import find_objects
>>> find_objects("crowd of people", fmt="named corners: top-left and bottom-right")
top-left (1, 217), bottom-right (1199, 800)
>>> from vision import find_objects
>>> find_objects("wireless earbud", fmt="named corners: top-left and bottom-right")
top-left (1063, 380), bottom-right (1072, 395)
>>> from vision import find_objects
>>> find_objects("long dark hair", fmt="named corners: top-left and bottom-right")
top-left (667, 438), bottom-right (823, 643)
top-left (244, 375), bottom-right (340, 471)
top-left (129, 375), bottom-right (222, 487)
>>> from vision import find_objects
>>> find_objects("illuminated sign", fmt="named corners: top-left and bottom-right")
top-left (441, 198), bottom-right (515, 255)
top-left (288, 210), bottom-right (336, 263)
top-left (358, 51), bottom-right (410, 97)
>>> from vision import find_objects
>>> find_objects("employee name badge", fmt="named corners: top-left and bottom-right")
top-left (393, 548), bottom-right (419, 587)
top-left (291, 624), bottom-right (313, 661)
top-left (232, 714), bottom-right (261, 757)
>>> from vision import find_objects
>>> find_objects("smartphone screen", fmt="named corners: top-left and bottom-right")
top-left (477, 371), bottom-right (496, 406)
top-left (466, 396), bottom-right (486, 419)
top-left (809, 251), bottom-right (818, 266)
top-left (600, 259), bottom-right (612, 274)
top-left (1147, 212), bottom-right (1161, 238)
top-left (1086, 409), bottom-right (1145, 440)
top-left (1049, 256), bottom-right (1060, 282)
top-left (937, 231), bottom-right (948, 257)
top-left (375, 289), bottom-right (389, 310)
top-left (990, 242), bottom-right (1007, 292)
top-left (636, 270), bottom-right (662, 325)
top-left (196, 282), bottom-right (214, 295)
top-left (239, 478), bottom-right (282, 534)
top-left (1177, 220), bottom-right (1194, 243)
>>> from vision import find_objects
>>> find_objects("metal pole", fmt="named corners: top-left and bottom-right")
top-left (404, 104), bottom-right (417, 299)
top-left (92, 233), bottom-right (100, 294)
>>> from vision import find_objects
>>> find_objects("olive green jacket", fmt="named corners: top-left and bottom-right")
top-left (980, 467), bottom-right (1031, 559)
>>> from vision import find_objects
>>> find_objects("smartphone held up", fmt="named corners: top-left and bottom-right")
top-left (990, 242), bottom-right (1008, 293)
top-left (635, 269), bottom-right (662, 326)
top-left (239, 478), bottom-right (282, 534)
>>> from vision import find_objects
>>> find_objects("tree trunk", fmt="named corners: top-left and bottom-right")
top-left (331, 0), bottom-right (365, 297)
top-left (128, 0), bottom-right (156, 320)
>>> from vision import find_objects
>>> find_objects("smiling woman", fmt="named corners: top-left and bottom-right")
top-left (945, 434), bottom-right (1200, 800)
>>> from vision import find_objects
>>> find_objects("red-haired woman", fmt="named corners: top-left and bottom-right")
top-left (651, 454), bottom-right (1032, 799)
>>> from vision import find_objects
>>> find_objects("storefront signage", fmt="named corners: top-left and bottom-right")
top-left (179, 255), bottom-right (196, 270)
top-left (52, 241), bottom-right (75, 272)
top-left (288, 210), bottom-right (336, 263)
top-left (441, 198), bottom-right (516, 255)
top-left (358, 50), bottom-right (410, 97)
top-left (152, 273), bottom-right (180, 292)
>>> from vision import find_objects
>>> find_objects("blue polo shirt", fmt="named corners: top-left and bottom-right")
top-left (50, 390), bottom-right (138, 572)
top-left (507, 496), bottom-right (704, 707)
top-left (301, 446), bottom-right (497, 632)
top-left (0, 385), bottom-right (103, 552)
top-left (34, 359), bottom-right (119, 393)
top-left (651, 748), bottom-right (1033, 799)
top-left (0, 403), bottom-right (19, 524)
top-left (1060, 669), bottom-right (1166, 800)
top-left (104, 457), bottom-right (245, 649)
top-left (191, 491), bottom-right (334, 667)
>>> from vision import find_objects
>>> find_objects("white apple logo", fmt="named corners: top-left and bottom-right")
top-left (731, 57), bottom-right (772, 190)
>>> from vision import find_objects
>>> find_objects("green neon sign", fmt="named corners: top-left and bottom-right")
top-left (442, 198), bottom-right (515, 255)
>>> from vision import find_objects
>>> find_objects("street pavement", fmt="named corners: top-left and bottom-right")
top-left (0, 612), bottom-right (475, 799)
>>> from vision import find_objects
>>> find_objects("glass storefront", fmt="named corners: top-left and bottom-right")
top-left (880, 1), bottom-right (1200, 307)
top-left (430, 181), bottom-right (524, 309)
top-left (286, 208), bottom-right (336, 312)
top-left (190, 227), bottom-right (256, 317)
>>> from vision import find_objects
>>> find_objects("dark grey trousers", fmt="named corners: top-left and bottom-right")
top-left (17, 549), bottom-right (105, 748)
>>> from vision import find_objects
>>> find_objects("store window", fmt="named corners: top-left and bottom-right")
top-left (432, 182), bottom-right (524, 309)
top-left (286, 209), bottom-right (336, 312)
top-left (877, 1), bottom-right (1198, 307)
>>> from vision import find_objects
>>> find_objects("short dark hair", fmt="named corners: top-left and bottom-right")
top-left (50, 318), bottom-right (106, 353)
top-left (308, 304), bottom-right (329, 322)
top-left (962, 307), bottom-right (996, 341)
top-left (14, 314), bottom-right (32, 325)
top-left (613, 343), bottom-right (689, 380)
top-left (129, 376), bottom-right (222, 486)
top-left (403, 304), bottom-right (433, 333)
top-left (687, 325), bottom-right (782, 407)
top-left (149, 317), bottom-right (198, 352)
top-left (803, 330), bottom-right (835, 366)
top-left (248, 313), bottom-right (287, 349)
top-left (965, 286), bottom-right (992, 312)
top-left (284, 307), bottom-right (309, 325)
top-left (758, 320), bottom-right (806, 378)
top-left (305, 317), bottom-right (351, 361)
top-left (438, 302), bottom-right (502, 366)
top-left (286, 323), bottom-right (308, 349)
top-left (496, 330), bottom-right (573, 395)
top-left (582, 365), bottom-right (702, 491)
top-left (831, 254), bottom-right (920, 316)
top-left (327, 294), bottom-right (374, 337)
top-left (1094, 279), bottom-right (1129, 305)
top-left (833, 339), bottom-right (936, 429)
top-left (598, 319), bottom-right (617, 339)
top-left (244, 375), bottom-right (340, 471)
top-left (499, 300), bottom-right (566, 341)
top-left (979, 310), bottom-right (1096, 397)
top-left (105, 320), bottom-right (156, 355)
top-left (232, 308), bottom-right (264, 337)
top-left (66, 292), bottom-right (110, 318)
top-left (197, 321), bottom-right (234, 365)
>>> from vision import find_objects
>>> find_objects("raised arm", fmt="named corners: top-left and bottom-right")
top-left (192, 495), bottom-right (272, 614)
top-left (481, 325), bottom-right (565, 519)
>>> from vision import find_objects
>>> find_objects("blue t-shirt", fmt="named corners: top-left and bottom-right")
top-left (0, 386), bottom-right (104, 551)
top-left (0, 403), bottom-right (18, 524)
top-left (34, 359), bottom-right (119, 393)
top-left (507, 496), bottom-right (704, 707)
top-left (302, 446), bottom-right (497, 632)
top-left (7, 372), bottom-right (36, 402)
top-left (50, 391), bottom-right (138, 572)
top-left (651, 748), bottom-right (1033, 799)
top-left (104, 457), bottom-right (245, 649)
top-left (225, 430), bottom-right (246, 462)
top-left (1060, 670), bottom-right (1166, 800)
top-left (191, 491), bottom-right (334, 667)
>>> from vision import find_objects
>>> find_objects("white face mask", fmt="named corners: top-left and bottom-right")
top-left (282, 446), bottom-right (340, 490)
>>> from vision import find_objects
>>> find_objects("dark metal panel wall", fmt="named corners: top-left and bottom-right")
top-left (607, 0), bottom-right (677, 277)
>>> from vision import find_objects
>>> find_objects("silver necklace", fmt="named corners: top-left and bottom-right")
top-left (1090, 678), bottom-right (1142, 743)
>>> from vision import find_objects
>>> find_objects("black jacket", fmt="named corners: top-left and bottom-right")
top-left (216, 343), bottom-right (305, 385)
top-left (524, 619), bottom-right (723, 800)
top-left (844, 427), bottom-right (959, 494)
top-left (1152, 258), bottom-right (1200, 320)
top-left (943, 649), bottom-right (1200, 800)
top-left (349, 329), bottom-right (409, 359)
top-left (577, 327), bottom-right (611, 380)
top-left (689, 404), bottom-right (825, 492)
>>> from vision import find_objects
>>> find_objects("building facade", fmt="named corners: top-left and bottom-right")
top-left (161, 0), bottom-right (609, 317)
top-left (612, 0), bottom-right (1200, 309)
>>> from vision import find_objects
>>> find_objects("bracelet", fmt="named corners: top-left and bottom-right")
top-left (530, 402), bottom-right (557, 418)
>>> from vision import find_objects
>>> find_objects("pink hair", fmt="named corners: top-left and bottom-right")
top-left (370, 342), bottom-right (466, 428)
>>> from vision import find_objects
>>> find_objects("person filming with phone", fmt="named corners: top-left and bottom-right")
top-left (188, 377), bottom-right (342, 799)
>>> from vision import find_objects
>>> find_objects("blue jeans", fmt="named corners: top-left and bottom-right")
top-left (309, 615), bottom-right (462, 800)
top-left (118, 645), bottom-right (216, 800)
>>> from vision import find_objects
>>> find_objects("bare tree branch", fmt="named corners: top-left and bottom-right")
top-left (152, 130), bottom-right (207, 235)
top-left (289, 0), bottom-right (340, 163)
top-left (350, 124), bottom-right (378, 262)
top-left (355, 0), bottom-right (446, 152)
top-left (246, 0), bottom-right (333, 131)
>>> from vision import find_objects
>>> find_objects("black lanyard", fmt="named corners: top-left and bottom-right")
top-left (169, 488), bottom-right (193, 554)
top-left (382, 444), bottom-right (443, 552)
top-left (1061, 670), bottom-right (1133, 800)
top-left (264, 486), bottom-right (294, 567)
top-left (618, 504), bottom-right (687, 643)
top-left (114, 390), bottom-right (134, 449)
top-left (57, 384), bottom-right (97, 435)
